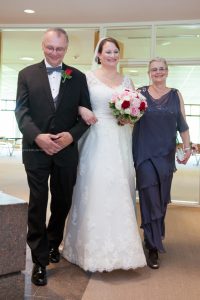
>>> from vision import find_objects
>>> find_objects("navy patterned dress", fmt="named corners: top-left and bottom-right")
top-left (132, 86), bottom-right (189, 252)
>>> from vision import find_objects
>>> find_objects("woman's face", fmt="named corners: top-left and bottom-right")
top-left (98, 41), bottom-right (120, 67)
top-left (149, 61), bottom-right (168, 84)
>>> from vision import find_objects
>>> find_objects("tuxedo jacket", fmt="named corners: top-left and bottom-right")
top-left (15, 60), bottom-right (92, 168)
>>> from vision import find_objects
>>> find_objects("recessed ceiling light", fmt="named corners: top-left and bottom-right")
top-left (24, 9), bottom-right (35, 14)
top-left (129, 70), bottom-right (138, 73)
top-left (20, 57), bottom-right (34, 61)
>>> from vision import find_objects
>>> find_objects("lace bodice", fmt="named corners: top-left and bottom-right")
top-left (86, 71), bottom-right (133, 117)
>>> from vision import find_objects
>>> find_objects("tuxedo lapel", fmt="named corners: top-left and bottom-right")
top-left (38, 61), bottom-right (56, 111)
top-left (56, 64), bottom-right (71, 109)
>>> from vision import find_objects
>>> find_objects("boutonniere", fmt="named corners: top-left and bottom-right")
top-left (62, 69), bottom-right (73, 83)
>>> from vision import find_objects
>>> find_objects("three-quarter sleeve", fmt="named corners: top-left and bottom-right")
top-left (177, 111), bottom-right (189, 133)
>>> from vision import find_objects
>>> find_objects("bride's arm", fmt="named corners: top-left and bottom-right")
top-left (78, 106), bottom-right (98, 125)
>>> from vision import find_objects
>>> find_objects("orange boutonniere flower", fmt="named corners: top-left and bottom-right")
top-left (62, 69), bottom-right (72, 83)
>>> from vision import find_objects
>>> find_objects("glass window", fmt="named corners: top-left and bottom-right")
top-left (107, 27), bottom-right (152, 60)
top-left (121, 66), bottom-right (149, 89)
top-left (0, 111), bottom-right (17, 137)
top-left (156, 25), bottom-right (200, 58)
top-left (0, 28), bottom-right (98, 101)
top-left (167, 65), bottom-right (200, 105)
top-left (0, 28), bottom-right (98, 138)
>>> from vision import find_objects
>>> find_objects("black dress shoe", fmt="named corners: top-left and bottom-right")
top-left (49, 247), bottom-right (60, 263)
top-left (147, 249), bottom-right (160, 269)
top-left (31, 264), bottom-right (47, 286)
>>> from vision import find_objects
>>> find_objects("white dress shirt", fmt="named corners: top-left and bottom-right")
top-left (45, 60), bottom-right (62, 99)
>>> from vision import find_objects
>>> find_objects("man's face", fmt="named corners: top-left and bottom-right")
top-left (42, 31), bottom-right (68, 67)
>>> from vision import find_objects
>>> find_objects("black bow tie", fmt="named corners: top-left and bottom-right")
top-left (46, 66), bottom-right (62, 75)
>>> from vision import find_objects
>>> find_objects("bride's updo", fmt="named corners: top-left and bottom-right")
top-left (95, 37), bottom-right (120, 64)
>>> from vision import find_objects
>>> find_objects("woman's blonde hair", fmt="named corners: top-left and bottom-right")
top-left (148, 57), bottom-right (168, 73)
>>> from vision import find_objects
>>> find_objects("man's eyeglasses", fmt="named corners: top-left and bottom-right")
top-left (44, 45), bottom-right (66, 54)
top-left (150, 67), bottom-right (168, 73)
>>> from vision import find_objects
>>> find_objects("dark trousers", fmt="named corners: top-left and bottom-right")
top-left (25, 162), bottom-right (77, 267)
top-left (136, 159), bottom-right (173, 252)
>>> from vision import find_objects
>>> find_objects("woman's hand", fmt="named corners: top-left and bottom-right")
top-left (78, 106), bottom-right (98, 125)
top-left (177, 149), bottom-right (191, 164)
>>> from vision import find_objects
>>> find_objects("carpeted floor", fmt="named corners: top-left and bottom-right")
top-left (1, 152), bottom-right (200, 300)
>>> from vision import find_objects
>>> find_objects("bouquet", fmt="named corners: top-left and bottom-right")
top-left (109, 88), bottom-right (148, 125)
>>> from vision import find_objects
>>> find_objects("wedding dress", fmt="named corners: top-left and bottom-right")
top-left (62, 71), bottom-right (146, 272)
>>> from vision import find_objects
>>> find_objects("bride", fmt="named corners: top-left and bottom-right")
top-left (62, 37), bottom-right (146, 272)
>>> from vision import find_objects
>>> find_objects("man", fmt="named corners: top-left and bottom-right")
top-left (15, 28), bottom-right (91, 286)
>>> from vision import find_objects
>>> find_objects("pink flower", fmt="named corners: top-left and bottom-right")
top-left (130, 107), bottom-right (140, 117)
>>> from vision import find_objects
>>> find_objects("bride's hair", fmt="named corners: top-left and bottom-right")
top-left (95, 37), bottom-right (120, 64)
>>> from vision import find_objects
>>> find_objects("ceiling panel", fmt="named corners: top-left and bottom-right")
top-left (0, 0), bottom-right (199, 24)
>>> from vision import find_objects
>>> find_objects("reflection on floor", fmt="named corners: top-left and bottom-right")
top-left (24, 247), bottom-right (91, 300)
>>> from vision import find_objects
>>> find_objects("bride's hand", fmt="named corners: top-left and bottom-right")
top-left (117, 117), bottom-right (132, 126)
top-left (78, 106), bottom-right (98, 125)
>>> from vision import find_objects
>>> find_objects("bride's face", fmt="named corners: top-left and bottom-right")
top-left (98, 42), bottom-right (120, 67)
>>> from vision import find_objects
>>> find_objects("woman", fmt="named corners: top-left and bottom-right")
top-left (132, 57), bottom-right (191, 269)
top-left (62, 37), bottom-right (146, 272)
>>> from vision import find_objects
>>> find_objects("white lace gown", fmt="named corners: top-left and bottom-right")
top-left (62, 71), bottom-right (146, 272)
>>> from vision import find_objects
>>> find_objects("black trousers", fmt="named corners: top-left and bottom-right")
top-left (25, 161), bottom-right (77, 267)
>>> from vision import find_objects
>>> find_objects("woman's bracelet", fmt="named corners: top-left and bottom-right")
top-left (184, 147), bottom-right (191, 151)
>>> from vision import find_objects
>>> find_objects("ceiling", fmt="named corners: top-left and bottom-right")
top-left (0, 0), bottom-right (199, 25)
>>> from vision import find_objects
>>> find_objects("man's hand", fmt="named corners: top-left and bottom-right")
top-left (54, 132), bottom-right (73, 149)
top-left (35, 133), bottom-right (62, 155)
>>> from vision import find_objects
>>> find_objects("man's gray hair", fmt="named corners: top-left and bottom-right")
top-left (44, 27), bottom-right (69, 43)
